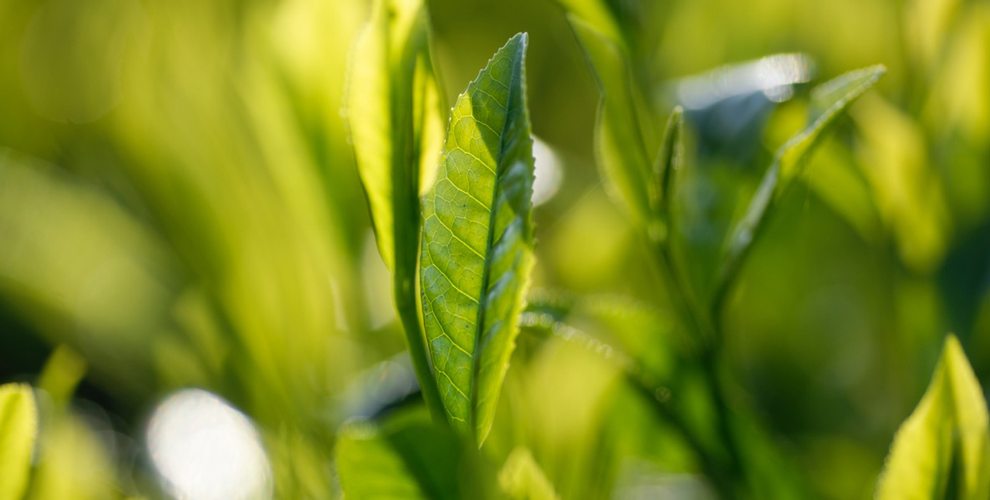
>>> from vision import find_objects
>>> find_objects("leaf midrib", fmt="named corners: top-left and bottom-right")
top-left (468, 38), bottom-right (523, 439)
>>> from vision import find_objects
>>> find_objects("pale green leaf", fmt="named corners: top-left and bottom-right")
top-left (347, 0), bottom-right (447, 421)
top-left (555, 0), bottom-right (623, 44)
top-left (499, 448), bottom-right (560, 500)
top-left (0, 383), bottom-right (37, 500)
top-left (420, 33), bottom-right (536, 444)
top-left (568, 16), bottom-right (654, 225)
top-left (716, 65), bottom-right (885, 298)
top-left (347, 0), bottom-right (444, 273)
top-left (876, 335), bottom-right (990, 500)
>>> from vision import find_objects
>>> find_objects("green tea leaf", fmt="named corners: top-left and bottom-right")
top-left (347, 0), bottom-right (444, 273)
top-left (499, 448), bottom-right (560, 500)
top-left (347, 0), bottom-right (447, 422)
top-left (420, 33), bottom-right (536, 444)
top-left (649, 107), bottom-right (685, 240)
top-left (555, 0), bottom-right (623, 43)
top-left (716, 65), bottom-right (885, 302)
top-left (568, 16), bottom-right (654, 226)
top-left (876, 335), bottom-right (990, 500)
top-left (0, 383), bottom-right (37, 500)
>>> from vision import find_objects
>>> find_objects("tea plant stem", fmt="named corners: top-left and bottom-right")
top-left (645, 237), bottom-right (746, 497)
top-left (394, 274), bottom-right (447, 426)
top-left (626, 371), bottom-right (738, 498)
top-left (647, 239), bottom-right (715, 346)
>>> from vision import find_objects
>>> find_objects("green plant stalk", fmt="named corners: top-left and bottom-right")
top-left (394, 272), bottom-right (447, 425)
top-left (644, 236), bottom-right (746, 498)
top-left (389, 56), bottom-right (447, 425)
top-left (392, 148), bottom-right (445, 425)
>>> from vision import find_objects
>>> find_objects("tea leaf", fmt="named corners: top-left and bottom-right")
top-left (347, 0), bottom-right (443, 273)
top-left (876, 335), bottom-right (990, 500)
top-left (717, 65), bottom-right (885, 302)
top-left (568, 16), bottom-right (654, 225)
top-left (0, 383), bottom-right (37, 500)
top-left (499, 448), bottom-right (560, 500)
top-left (420, 33), bottom-right (536, 444)
top-left (650, 107), bottom-right (685, 239)
top-left (347, 0), bottom-right (447, 421)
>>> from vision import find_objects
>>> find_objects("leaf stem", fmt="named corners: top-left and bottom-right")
top-left (394, 274), bottom-right (447, 426)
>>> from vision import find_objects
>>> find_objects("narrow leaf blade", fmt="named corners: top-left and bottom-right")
top-left (649, 106), bottom-right (685, 239)
top-left (420, 33), bottom-right (536, 444)
top-left (347, 0), bottom-right (443, 272)
top-left (717, 65), bottom-right (885, 297)
top-left (568, 16), bottom-right (653, 225)
top-left (0, 383), bottom-right (37, 500)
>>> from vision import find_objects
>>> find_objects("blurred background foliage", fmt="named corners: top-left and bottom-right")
top-left (0, 0), bottom-right (988, 498)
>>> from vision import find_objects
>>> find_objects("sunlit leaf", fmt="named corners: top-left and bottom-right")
top-left (25, 411), bottom-right (118, 500)
top-left (717, 65), bottom-right (885, 299)
top-left (852, 94), bottom-right (951, 273)
top-left (0, 383), bottom-right (37, 500)
top-left (555, 0), bottom-right (623, 43)
top-left (568, 16), bottom-right (654, 226)
top-left (347, 0), bottom-right (447, 420)
top-left (420, 33), bottom-right (536, 444)
top-left (347, 0), bottom-right (444, 273)
top-left (876, 335), bottom-right (990, 500)
top-left (499, 448), bottom-right (560, 500)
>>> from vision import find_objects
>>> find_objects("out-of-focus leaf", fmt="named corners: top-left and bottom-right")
top-left (347, 0), bottom-right (444, 273)
top-left (717, 65), bottom-right (885, 300)
top-left (499, 448), bottom-right (560, 500)
top-left (37, 346), bottom-right (87, 407)
top-left (649, 107), bottom-right (684, 239)
top-left (25, 412), bottom-right (117, 500)
top-left (420, 33), bottom-right (536, 444)
top-left (0, 384), bottom-right (36, 500)
top-left (904, 0), bottom-right (966, 70)
top-left (568, 16), bottom-right (654, 226)
top-left (876, 335), bottom-right (990, 500)
top-left (336, 411), bottom-right (491, 500)
top-left (555, 0), bottom-right (623, 43)
top-left (0, 150), bottom-right (172, 399)
top-left (802, 137), bottom-right (883, 243)
top-left (852, 94), bottom-right (951, 273)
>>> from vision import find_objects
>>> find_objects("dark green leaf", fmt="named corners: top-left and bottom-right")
top-left (420, 33), bottom-right (536, 444)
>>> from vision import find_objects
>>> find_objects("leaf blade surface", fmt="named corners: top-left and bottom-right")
top-left (420, 33), bottom-right (536, 443)
top-left (876, 335), bottom-right (990, 500)
top-left (0, 383), bottom-right (37, 500)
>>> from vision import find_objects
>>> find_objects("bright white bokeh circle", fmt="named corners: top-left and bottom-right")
top-left (147, 389), bottom-right (272, 500)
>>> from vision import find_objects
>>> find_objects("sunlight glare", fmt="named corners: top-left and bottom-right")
top-left (147, 389), bottom-right (272, 500)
